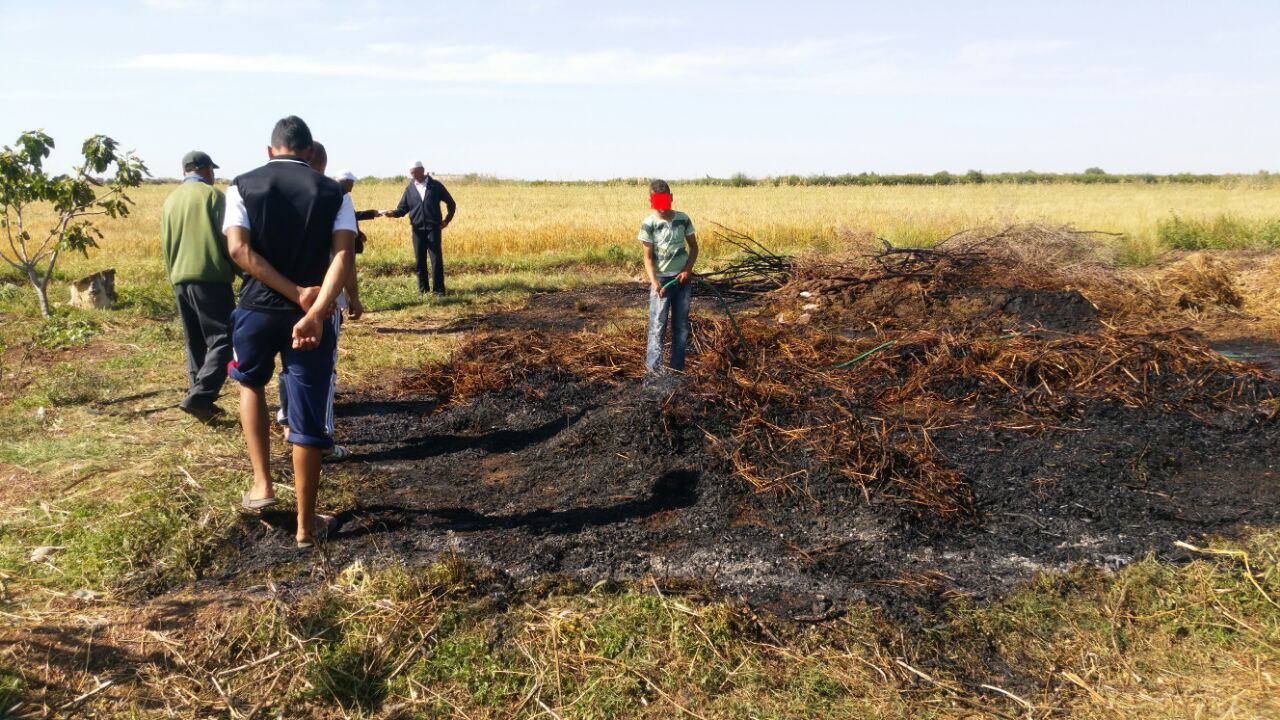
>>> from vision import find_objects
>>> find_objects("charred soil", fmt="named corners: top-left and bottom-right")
top-left (217, 229), bottom-right (1280, 621)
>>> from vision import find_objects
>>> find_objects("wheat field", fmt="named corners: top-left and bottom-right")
top-left (14, 180), bottom-right (1280, 290)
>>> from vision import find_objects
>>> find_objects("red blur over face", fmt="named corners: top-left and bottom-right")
top-left (650, 192), bottom-right (672, 210)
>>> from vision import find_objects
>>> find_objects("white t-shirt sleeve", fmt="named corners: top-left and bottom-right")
top-left (222, 184), bottom-right (250, 231)
top-left (333, 193), bottom-right (358, 234)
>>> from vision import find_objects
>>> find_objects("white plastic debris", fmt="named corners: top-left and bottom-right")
top-left (29, 545), bottom-right (64, 563)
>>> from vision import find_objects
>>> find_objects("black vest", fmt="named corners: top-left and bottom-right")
top-left (231, 157), bottom-right (344, 313)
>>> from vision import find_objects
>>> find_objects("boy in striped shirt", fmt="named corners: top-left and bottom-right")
top-left (638, 179), bottom-right (699, 372)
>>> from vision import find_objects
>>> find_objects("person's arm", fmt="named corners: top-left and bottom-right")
top-left (354, 209), bottom-right (379, 221)
top-left (643, 243), bottom-right (665, 297)
top-left (677, 234), bottom-right (698, 284)
top-left (227, 227), bottom-right (313, 307)
top-left (638, 220), bottom-right (664, 296)
top-left (343, 257), bottom-right (362, 320)
top-left (212, 190), bottom-right (238, 277)
top-left (439, 182), bottom-right (456, 228)
top-left (292, 233), bottom-right (354, 350)
top-left (160, 211), bottom-right (174, 281)
top-left (385, 186), bottom-right (410, 218)
top-left (292, 195), bottom-right (359, 349)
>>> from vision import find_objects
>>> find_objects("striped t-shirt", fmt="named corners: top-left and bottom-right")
top-left (637, 211), bottom-right (696, 275)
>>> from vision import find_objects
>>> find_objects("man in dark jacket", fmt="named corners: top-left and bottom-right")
top-left (384, 160), bottom-right (455, 296)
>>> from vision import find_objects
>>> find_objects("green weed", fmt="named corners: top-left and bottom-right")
top-left (1158, 213), bottom-right (1280, 250)
top-left (34, 313), bottom-right (99, 349)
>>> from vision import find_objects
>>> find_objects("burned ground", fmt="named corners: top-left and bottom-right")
top-left (218, 232), bottom-right (1280, 621)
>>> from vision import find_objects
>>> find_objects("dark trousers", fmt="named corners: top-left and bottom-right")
top-left (174, 281), bottom-right (235, 409)
top-left (412, 226), bottom-right (445, 294)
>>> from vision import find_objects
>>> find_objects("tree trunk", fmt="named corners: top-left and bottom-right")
top-left (27, 269), bottom-right (50, 317)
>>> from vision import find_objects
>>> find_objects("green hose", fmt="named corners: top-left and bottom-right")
top-left (696, 277), bottom-right (751, 360)
top-left (830, 340), bottom-right (897, 369)
top-left (829, 331), bottom-right (1029, 369)
top-left (658, 275), bottom-right (751, 361)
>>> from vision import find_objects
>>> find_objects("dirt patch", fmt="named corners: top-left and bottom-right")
top-left (464, 283), bottom-right (646, 333)
top-left (0, 464), bottom-right (47, 511)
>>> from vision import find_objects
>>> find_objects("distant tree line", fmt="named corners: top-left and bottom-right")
top-left (556, 169), bottom-right (1276, 187)
top-left (141, 169), bottom-right (1278, 186)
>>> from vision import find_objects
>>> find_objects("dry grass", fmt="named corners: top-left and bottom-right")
top-left (395, 224), bottom-right (1276, 524)
top-left (3, 537), bottom-right (1277, 719)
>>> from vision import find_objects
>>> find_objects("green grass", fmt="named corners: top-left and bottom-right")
top-left (1158, 214), bottom-right (1280, 251)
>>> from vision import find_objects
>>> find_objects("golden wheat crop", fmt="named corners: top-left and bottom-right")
top-left (18, 180), bottom-right (1280, 286)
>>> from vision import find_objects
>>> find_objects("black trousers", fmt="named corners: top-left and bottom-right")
top-left (174, 281), bottom-right (235, 408)
top-left (412, 226), bottom-right (445, 294)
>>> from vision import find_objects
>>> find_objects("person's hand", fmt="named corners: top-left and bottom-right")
top-left (652, 280), bottom-right (666, 299)
top-left (347, 297), bottom-right (364, 320)
top-left (298, 285), bottom-right (323, 311)
top-left (292, 312), bottom-right (324, 351)
top-left (676, 270), bottom-right (692, 285)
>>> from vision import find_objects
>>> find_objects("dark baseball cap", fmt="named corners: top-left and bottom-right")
top-left (181, 150), bottom-right (219, 171)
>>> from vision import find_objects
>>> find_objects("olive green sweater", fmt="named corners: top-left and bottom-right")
top-left (161, 179), bottom-right (235, 285)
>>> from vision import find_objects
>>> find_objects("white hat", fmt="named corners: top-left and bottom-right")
top-left (336, 170), bottom-right (357, 182)
top-left (410, 160), bottom-right (424, 169)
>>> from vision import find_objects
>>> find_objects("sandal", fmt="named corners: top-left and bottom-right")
top-left (296, 513), bottom-right (338, 549)
top-left (241, 490), bottom-right (278, 511)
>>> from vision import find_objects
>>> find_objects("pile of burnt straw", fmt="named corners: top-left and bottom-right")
top-left (401, 225), bottom-right (1278, 528)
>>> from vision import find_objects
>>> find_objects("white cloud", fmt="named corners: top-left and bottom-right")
top-left (142, 0), bottom-right (205, 9)
top-left (591, 12), bottom-right (689, 30)
top-left (116, 38), bottom-right (898, 88)
top-left (111, 34), bottom-right (1274, 100)
top-left (119, 53), bottom-right (392, 77)
top-left (140, 0), bottom-right (302, 14)
top-left (954, 40), bottom-right (1072, 67)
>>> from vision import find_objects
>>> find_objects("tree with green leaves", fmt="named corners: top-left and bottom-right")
top-left (0, 131), bottom-right (148, 316)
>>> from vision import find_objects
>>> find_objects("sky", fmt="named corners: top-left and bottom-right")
top-left (2, 0), bottom-right (1278, 179)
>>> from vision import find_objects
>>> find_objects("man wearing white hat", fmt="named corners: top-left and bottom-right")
top-left (336, 170), bottom-right (379, 259)
top-left (384, 160), bottom-right (456, 296)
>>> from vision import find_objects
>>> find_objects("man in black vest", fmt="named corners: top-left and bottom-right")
top-left (223, 116), bottom-right (357, 548)
top-left (384, 160), bottom-right (455, 296)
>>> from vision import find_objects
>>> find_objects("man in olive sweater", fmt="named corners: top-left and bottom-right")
top-left (161, 150), bottom-right (236, 422)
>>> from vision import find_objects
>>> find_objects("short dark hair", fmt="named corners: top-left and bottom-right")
top-left (649, 179), bottom-right (671, 194)
top-left (270, 116), bottom-right (313, 153)
top-left (310, 141), bottom-right (327, 168)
